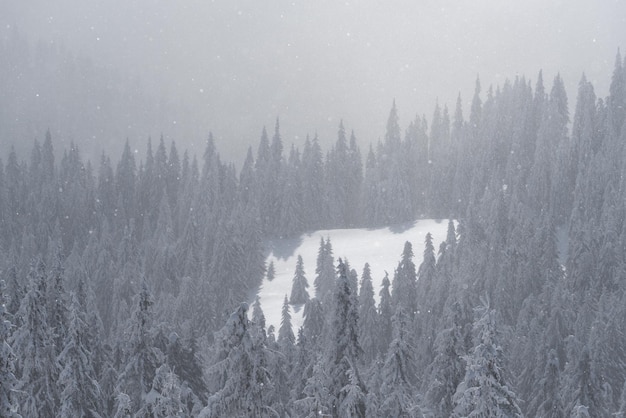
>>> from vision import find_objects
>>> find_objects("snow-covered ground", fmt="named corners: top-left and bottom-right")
top-left (255, 219), bottom-right (451, 333)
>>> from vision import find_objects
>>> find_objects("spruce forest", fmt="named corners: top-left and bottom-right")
top-left (2, 36), bottom-right (626, 417)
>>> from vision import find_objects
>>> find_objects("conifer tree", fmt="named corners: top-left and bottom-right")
top-left (562, 347), bottom-right (609, 418)
top-left (302, 297), bottom-right (324, 344)
top-left (57, 293), bottom-right (102, 418)
top-left (378, 272), bottom-right (393, 355)
top-left (0, 279), bottom-right (20, 417)
top-left (137, 364), bottom-right (186, 418)
top-left (278, 295), bottom-right (295, 349)
top-left (291, 327), bottom-right (312, 403)
top-left (116, 279), bottom-right (163, 415)
top-left (251, 295), bottom-right (267, 335)
top-left (11, 260), bottom-right (59, 417)
top-left (163, 331), bottom-right (207, 412)
top-left (314, 237), bottom-right (335, 302)
top-left (379, 307), bottom-right (423, 417)
top-left (47, 251), bottom-right (69, 356)
top-left (300, 134), bottom-right (326, 230)
top-left (201, 302), bottom-right (275, 417)
top-left (532, 349), bottom-right (565, 418)
top-left (452, 305), bottom-right (523, 418)
top-left (424, 302), bottom-right (467, 417)
top-left (266, 260), bottom-right (276, 282)
top-left (289, 255), bottom-right (310, 305)
top-left (325, 259), bottom-right (365, 417)
top-left (357, 263), bottom-right (378, 364)
top-left (608, 49), bottom-right (626, 137)
top-left (392, 241), bottom-right (418, 317)
top-left (279, 145), bottom-right (304, 236)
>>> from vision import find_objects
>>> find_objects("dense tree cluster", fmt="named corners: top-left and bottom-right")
top-left (0, 50), bottom-right (625, 416)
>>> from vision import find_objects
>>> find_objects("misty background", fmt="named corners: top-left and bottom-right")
top-left (1, 0), bottom-right (624, 162)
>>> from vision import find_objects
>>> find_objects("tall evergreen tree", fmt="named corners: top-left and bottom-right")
top-left (532, 349), bottom-right (565, 418)
top-left (452, 305), bottom-right (523, 418)
top-left (289, 255), bottom-right (310, 305)
top-left (424, 302), bottom-right (467, 417)
top-left (358, 263), bottom-right (378, 364)
top-left (314, 237), bottom-right (335, 302)
top-left (116, 279), bottom-right (163, 415)
top-left (11, 260), bottom-right (59, 417)
top-left (379, 307), bottom-right (424, 417)
top-left (392, 241), bottom-right (418, 317)
top-left (57, 293), bottom-right (102, 418)
top-left (0, 279), bottom-right (20, 417)
top-left (278, 295), bottom-right (295, 349)
top-left (378, 271), bottom-right (393, 355)
top-left (324, 259), bottom-right (365, 417)
top-left (201, 302), bottom-right (275, 417)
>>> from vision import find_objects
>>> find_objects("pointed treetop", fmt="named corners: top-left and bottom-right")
top-left (385, 99), bottom-right (401, 146)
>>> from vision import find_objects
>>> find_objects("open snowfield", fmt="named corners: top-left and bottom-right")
top-left (255, 219), bottom-right (451, 333)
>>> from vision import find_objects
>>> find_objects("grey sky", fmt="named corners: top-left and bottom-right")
top-left (2, 0), bottom-right (624, 160)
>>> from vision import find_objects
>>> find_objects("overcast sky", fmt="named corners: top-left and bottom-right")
top-left (2, 0), bottom-right (624, 160)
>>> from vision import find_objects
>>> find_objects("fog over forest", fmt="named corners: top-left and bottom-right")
top-left (1, 0), bottom-right (624, 161)
top-left (1, 2), bottom-right (626, 417)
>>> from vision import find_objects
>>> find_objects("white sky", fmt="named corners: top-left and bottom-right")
top-left (2, 0), bottom-right (624, 160)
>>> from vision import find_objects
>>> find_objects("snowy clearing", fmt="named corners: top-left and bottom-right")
top-left (256, 219), bottom-right (451, 332)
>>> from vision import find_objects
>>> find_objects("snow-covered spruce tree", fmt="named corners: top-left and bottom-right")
top-left (326, 258), bottom-right (366, 417)
top-left (161, 330), bottom-right (207, 413)
top-left (57, 293), bottom-right (102, 418)
top-left (378, 271), bottom-right (393, 355)
top-left (423, 302), bottom-right (467, 417)
top-left (298, 259), bottom-right (365, 417)
top-left (290, 254), bottom-right (310, 305)
top-left (47, 249), bottom-right (69, 357)
top-left (314, 237), bottom-right (335, 303)
top-left (358, 263), bottom-right (379, 364)
top-left (0, 279), bottom-right (20, 417)
top-left (302, 297), bottom-right (324, 346)
top-left (561, 346), bottom-right (609, 418)
top-left (115, 279), bottom-right (164, 415)
top-left (379, 307), bottom-right (425, 418)
top-left (251, 295), bottom-right (267, 338)
top-left (278, 144), bottom-right (304, 237)
top-left (392, 241), bottom-right (418, 318)
top-left (295, 360), bottom-right (332, 417)
top-left (278, 295), bottom-right (295, 350)
top-left (11, 260), bottom-right (59, 417)
top-left (361, 143), bottom-right (384, 226)
top-left (414, 232), bottom-right (438, 371)
top-left (136, 363), bottom-right (186, 417)
top-left (300, 134), bottom-right (327, 231)
top-left (201, 302), bottom-right (276, 417)
top-left (266, 260), bottom-right (276, 282)
top-left (452, 305), bottom-right (523, 418)
top-left (532, 349), bottom-right (565, 418)
top-left (270, 299), bottom-right (293, 416)
top-left (291, 327), bottom-right (312, 403)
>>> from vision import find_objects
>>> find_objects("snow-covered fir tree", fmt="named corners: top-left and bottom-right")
top-left (0, 279), bottom-right (20, 417)
top-left (379, 307), bottom-right (424, 417)
top-left (115, 279), bottom-right (163, 415)
top-left (289, 255), bottom-right (310, 305)
top-left (11, 260), bottom-right (59, 417)
top-left (57, 293), bottom-right (102, 418)
top-left (452, 305), bottom-right (523, 418)
top-left (201, 302), bottom-right (275, 417)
